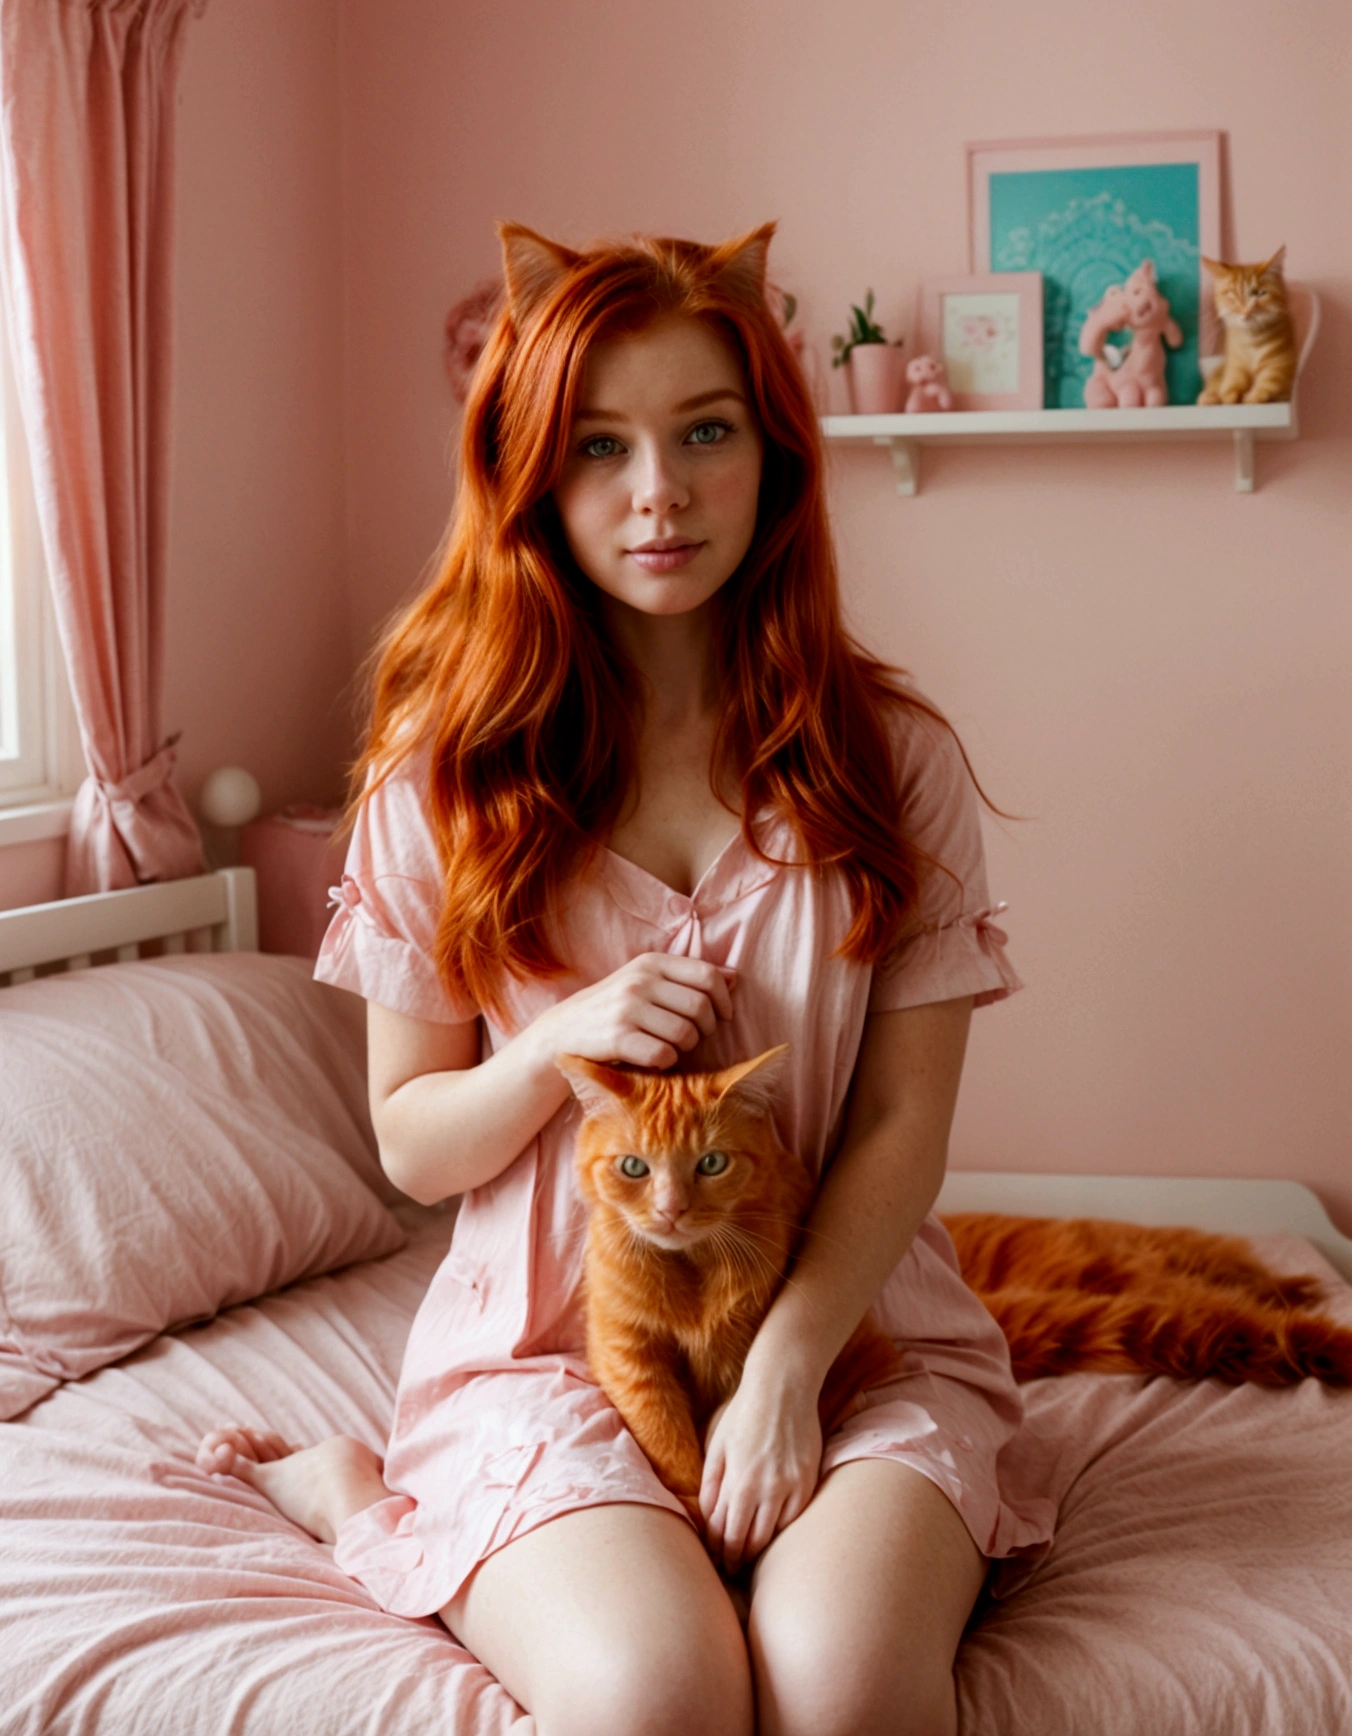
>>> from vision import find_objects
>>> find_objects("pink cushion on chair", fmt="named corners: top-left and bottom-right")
top-left (0, 953), bottom-right (404, 1420)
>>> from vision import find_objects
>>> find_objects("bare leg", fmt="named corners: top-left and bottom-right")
top-left (196, 1426), bottom-right (389, 1545)
top-left (443, 1502), bottom-right (753, 1736)
top-left (748, 1459), bottom-right (987, 1736)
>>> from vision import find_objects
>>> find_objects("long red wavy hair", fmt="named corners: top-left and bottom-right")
top-left (353, 220), bottom-right (969, 1021)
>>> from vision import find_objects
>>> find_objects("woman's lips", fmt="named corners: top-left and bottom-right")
top-left (627, 542), bottom-right (703, 572)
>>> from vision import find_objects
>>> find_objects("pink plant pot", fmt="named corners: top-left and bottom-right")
top-left (847, 344), bottom-right (906, 414)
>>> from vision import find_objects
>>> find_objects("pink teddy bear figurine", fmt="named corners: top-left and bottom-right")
top-left (904, 354), bottom-right (953, 413)
top-left (1079, 260), bottom-right (1183, 409)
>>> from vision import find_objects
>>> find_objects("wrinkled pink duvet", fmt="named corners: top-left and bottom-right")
top-left (4, 1217), bottom-right (1350, 1736)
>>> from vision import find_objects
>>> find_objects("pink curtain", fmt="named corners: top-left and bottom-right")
top-left (0, 0), bottom-right (207, 893)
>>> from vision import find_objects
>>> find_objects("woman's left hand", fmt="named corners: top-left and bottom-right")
top-left (699, 1358), bottom-right (823, 1575)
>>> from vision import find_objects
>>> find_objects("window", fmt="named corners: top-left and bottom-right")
top-left (0, 250), bottom-right (80, 815)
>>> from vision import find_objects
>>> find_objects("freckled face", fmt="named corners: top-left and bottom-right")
top-left (551, 315), bottom-right (764, 620)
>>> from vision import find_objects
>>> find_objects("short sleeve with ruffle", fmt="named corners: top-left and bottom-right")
top-left (866, 704), bottom-right (1024, 1014)
top-left (313, 762), bottom-right (479, 1025)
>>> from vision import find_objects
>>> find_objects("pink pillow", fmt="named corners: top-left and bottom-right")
top-left (0, 953), bottom-right (405, 1420)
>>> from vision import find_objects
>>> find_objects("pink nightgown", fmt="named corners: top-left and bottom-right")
top-left (314, 701), bottom-right (1056, 1616)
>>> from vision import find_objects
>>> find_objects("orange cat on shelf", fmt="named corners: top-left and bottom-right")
top-left (1197, 245), bottom-right (1298, 404)
top-left (557, 1045), bottom-right (901, 1523)
top-left (943, 1212), bottom-right (1352, 1386)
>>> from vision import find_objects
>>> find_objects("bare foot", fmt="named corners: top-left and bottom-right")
top-left (197, 1425), bottom-right (390, 1545)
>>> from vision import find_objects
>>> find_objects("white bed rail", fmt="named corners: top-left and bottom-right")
top-left (939, 1170), bottom-right (1352, 1283)
top-left (0, 867), bottom-right (257, 985)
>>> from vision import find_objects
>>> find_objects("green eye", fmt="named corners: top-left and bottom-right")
top-left (696, 1150), bottom-right (729, 1176)
top-left (687, 420), bottom-right (730, 446)
top-left (583, 435), bottom-right (623, 459)
top-left (619, 1155), bottom-right (649, 1179)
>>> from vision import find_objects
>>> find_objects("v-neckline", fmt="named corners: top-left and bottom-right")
top-left (602, 821), bottom-right (747, 905)
top-left (598, 802), bottom-right (783, 917)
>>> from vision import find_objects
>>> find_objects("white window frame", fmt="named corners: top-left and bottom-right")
top-left (0, 243), bottom-right (83, 844)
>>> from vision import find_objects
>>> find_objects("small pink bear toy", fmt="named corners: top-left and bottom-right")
top-left (1079, 260), bottom-right (1183, 408)
top-left (904, 354), bottom-right (953, 413)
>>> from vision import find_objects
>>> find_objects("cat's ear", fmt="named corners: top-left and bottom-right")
top-left (556, 1053), bottom-right (640, 1115)
top-left (1200, 255), bottom-right (1229, 278)
top-left (1260, 244), bottom-right (1287, 277)
top-left (712, 1044), bottom-right (790, 1111)
top-left (708, 221), bottom-right (777, 306)
top-left (497, 221), bottom-right (583, 326)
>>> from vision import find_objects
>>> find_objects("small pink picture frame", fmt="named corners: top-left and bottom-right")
top-left (916, 272), bottom-right (1044, 411)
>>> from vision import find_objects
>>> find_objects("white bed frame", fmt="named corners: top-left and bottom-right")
top-left (2, 866), bottom-right (1349, 1280)
top-left (937, 1170), bottom-right (1352, 1283)
top-left (0, 866), bottom-right (257, 983)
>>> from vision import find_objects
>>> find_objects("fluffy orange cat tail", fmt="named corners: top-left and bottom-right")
top-left (985, 1281), bottom-right (1352, 1386)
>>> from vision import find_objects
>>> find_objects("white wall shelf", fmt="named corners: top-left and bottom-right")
top-left (820, 401), bottom-right (1298, 497)
top-left (822, 281), bottom-right (1319, 498)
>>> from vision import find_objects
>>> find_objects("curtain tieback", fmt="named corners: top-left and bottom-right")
top-left (96, 733), bottom-right (182, 809)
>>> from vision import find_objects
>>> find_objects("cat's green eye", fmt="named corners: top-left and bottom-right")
top-left (696, 1150), bottom-right (730, 1176)
top-left (619, 1155), bottom-right (649, 1179)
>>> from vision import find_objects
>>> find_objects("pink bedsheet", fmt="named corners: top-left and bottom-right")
top-left (3, 1210), bottom-right (529, 1736)
top-left (3, 1219), bottom-right (1350, 1736)
top-left (959, 1235), bottom-right (1352, 1733)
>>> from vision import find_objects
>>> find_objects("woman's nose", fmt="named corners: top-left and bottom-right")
top-left (631, 445), bottom-right (690, 515)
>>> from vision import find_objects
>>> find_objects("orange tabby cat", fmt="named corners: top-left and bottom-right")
top-left (557, 1045), bottom-right (902, 1522)
top-left (1197, 245), bottom-right (1297, 404)
top-left (944, 1212), bottom-right (1352, 1386)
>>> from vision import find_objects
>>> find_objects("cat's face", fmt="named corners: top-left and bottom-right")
top-left (558, 1046), bottom-right (801, 1253)
top-left (1204, 247), bottom-right (1288, 329)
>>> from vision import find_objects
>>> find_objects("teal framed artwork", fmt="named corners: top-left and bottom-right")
top-left (966, 132), bottom-right (1223, 409)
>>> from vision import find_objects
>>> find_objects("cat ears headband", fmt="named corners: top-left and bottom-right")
top-left (496, 219), bottom-right (778, 327)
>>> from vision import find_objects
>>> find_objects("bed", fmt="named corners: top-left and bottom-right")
top-left (2, 869), bottom-right (1349, 1736)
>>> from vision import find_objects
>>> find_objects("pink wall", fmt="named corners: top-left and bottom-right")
top-left (166, 0), bottom-right (353, 817)
top-left (0, 837), bottom-right (64, 911)
top-left (336, 0), bottom-right (1352, 1226)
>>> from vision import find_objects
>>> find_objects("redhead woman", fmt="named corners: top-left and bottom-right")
top-left (199, 222), bottom-right (1054, 1736)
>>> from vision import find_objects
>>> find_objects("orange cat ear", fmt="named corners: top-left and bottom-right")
top-left (1260, 244), bottom-right (1287, 276)
top-left (497, 221), bottom-right (584, 326)
top-left (556, 1053), bottom-right (640, 1115)
top-left (1200, 255), bottom-right (1227, 278)
top-left (708, 221), bottom-right (777, 306)
top-left (711, 1044), bottom-right (790, 1108)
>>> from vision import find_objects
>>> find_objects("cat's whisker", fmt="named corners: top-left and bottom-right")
top-left (772, 1220), bottom-right (856, 1257)
top-left (546, 1225), bottom-right (592, 1251)
top-left (716, 1222), bottom-right (803, 1295)
top-left (732, 1206), bottom-right (855, 1255)
top-left (708, 1223), bottom-right (772, 1290)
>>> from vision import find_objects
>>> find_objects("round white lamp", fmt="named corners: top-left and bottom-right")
top-left (199, 766), bottom-right (262, 829)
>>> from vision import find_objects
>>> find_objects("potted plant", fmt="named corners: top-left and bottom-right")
top-left (831, 290), bottom-right (906, 414)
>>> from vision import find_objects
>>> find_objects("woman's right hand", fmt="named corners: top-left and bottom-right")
top-left (529, 952), bottom-right (736, 1072)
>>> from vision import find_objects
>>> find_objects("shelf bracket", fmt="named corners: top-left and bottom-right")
top-left (874, 435), bottom-right (918, 497)
top-left (1233, 429), bottom-right (1256, 494)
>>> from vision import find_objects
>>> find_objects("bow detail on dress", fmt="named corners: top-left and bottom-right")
top-left (328, 875), bottom-right (362, 912)
top-left (959, 902), bottom-right (1011, 950)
